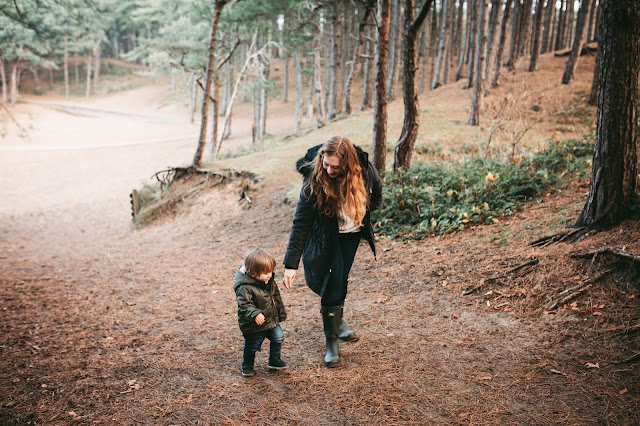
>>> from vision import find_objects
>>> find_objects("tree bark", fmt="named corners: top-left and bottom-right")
top-left (10, 61), bottom-right (19, 106)
top-left (63, 34), bottom-right (69, 98)
top-left (327, 1), bottom-right (341, 120)
top-left (394, 0), bottom-right (434, 171)
top-left (93, 39), bottom-right (102, 94)
top-left (561, 0), bottom-right (593, 84)
top-left (469, 0), bottom-right (488, 125)
top-left (528, 0), bottom-right (544, 71)
top-left (483, 0), bottom-right (501, 89)
top-left (506, 0), bottom-right (522, 69)
top-left (573, 0), bottom-right (640, 228)
top-left (0, 59), bottom-right (7, 105)
top-left (282, 53), bottom-right (289, 102)
top-left (432, 0), bottom-right (450, 89)
top-left (313, 14), bottom-right (326, 128)
top-left (193, 0), bottom-right (228, 168)
top-left (294, 50), bottom-right (302, 132)
top-left (345, 3), bottom-right (373, 114)
top-left (456, 0), bottom-right (471, 80)
top-left (465, 0), bottom-right (477, 88)
top-left (361, 24), bottom-right (374, 110)
top-left (554, 0), bottom-right (566, 51)
top-left (541, 0), bottom-right (554, 53)
top-left (85, 51), bottom-right (92, 97)
top-left (586, 0), bottom-right (598, 42)
top-left (372, 0), bottom-right (391, 172)
top-left (588, 32), bottom-right (600, 105)
top-left (517, 0), bottom-right (533, 57)
top-left (387, 0), bottom-right (401, 100)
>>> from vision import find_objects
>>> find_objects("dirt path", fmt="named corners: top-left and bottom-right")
top-left (1, 81), bottom-right (638, 425)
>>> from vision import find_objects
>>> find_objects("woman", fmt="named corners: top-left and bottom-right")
top-left (282, 136), bottom-right (382, 367)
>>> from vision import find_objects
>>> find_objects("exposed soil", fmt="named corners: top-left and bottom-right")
top-left (0, 51), bottom-right (638, 425)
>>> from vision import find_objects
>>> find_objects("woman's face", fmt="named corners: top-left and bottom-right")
top-left (322, 154), bottom-right (342, 178)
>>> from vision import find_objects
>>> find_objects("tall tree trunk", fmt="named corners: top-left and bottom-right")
top-left (328, 1), bottom-right (341, 120)
top-left (85, 51), bottom-right (92, 97)
top-left (372, 0), bottom-right (391, 172)
top-left (541, 0), bottom-right (554, 53)
top-left (483, 0), bottom-right (501, 89)
top-left (0, 59), bottom-right (7, 105)
top-left (528, 0), bottom-right (544, 71)
top-left (257, 55), bottom-right (269, 140)
top-left (565, 0), bottom-right (575, 47)
top-left (593, 1), bottom-right (602, 41)
top-left (387, 0), bottom-right (401, 100)
top-left (586, 0), bottom-right (598, 42)
top-left (282, 53), bottom-right (289, 102)
top-left (456, 0), bottom-right (471, 80)
top-left (189, 74), bottom-right (197, 124)
top-left (465, 0), bottom-right (477, 88)
top-left (469, 0), bottom-right (488, 125)
top-left (92, 39), bottom-right (102, 94)
top-left (10, 61), bottom-right (19, 106)
top-left (517, 0), bottom-right (533, 57)
top-left (345, 4), bottom-right (373, 114)
top-left (215, 34), bottom-right (257, 155)
top-left (549, 0), bottom-right (559, 51)
top-left (307, 52), bottom-right (315, 118)
top-left (554, 0), bottom-right (566, 51)
top-left (193, 0), bottom-right (228, 168)
top-left (394, 0), bottom-right (434, 171)
top-left (361, 25), bottom-right (374, 110)
top-left (294, 50), bottom-right (302, 132)
top-left (588, 32), bottom-right (600, 105)
top-left (63, 34), bottom-right (69, 98)
top-left (573, 0), bottom-right (639, 228)
top-left (74, 51), bottom-right (79, 87)
top-left (313, 17), bottom-right (326, 128)
top-left (561, 0), bottom-right (593, 84)
top-left (506, 0), bottom-right (522, 69)
top-left (419, 24), bottom-right (429, 93)
top-left (432, 0), bottom-right (450, 89)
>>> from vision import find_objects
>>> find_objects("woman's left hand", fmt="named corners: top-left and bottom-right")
top-left (283, 268), bottom-right (296, 289)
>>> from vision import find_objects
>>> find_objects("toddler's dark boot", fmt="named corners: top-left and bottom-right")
top-left (321, 305), bottom-right (342, 367)
top-left (241, 347), bottom-right (256, 377)
top-left (268, 341), bottom-right (288, 370)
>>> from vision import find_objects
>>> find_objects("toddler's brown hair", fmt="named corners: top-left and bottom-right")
top-left (245, 248), bottom-right (276, 277)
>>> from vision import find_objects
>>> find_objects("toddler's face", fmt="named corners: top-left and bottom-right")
top-left (254, 271), bottom-right (273, 284)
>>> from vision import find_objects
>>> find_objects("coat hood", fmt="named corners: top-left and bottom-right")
top-left (233, 266), bottom-right (266, 291)
top-left (296, 143), bottom-right (370, 177)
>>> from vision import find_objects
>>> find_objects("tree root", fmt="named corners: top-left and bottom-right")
top-left (529, 227), bottom-right (593, 247)
top-left (569, 247), bottom-right (640, 265)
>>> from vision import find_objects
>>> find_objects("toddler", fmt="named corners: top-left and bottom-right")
top-left (233, 248), bottom-right (288, 377)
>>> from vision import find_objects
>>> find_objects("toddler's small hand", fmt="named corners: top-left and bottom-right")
top-left (255, 313), bottom-right (265, 325)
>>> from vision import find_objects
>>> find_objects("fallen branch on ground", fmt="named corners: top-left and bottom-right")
top-left (464, 258), bottom-right (539, 295)
top-left (546, 268), bottom-right (615, 311)
top-left (616, 352), bottom-right (640, 364)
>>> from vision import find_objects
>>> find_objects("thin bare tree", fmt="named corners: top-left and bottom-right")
top-left (372, 0), bottom-right (391, 172)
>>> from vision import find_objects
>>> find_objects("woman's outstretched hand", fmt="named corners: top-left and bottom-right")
top-left (283, 268), bottom-right (296, 289)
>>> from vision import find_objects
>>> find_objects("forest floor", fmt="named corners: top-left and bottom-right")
top-left (0, 51), bottom-right (639, 425)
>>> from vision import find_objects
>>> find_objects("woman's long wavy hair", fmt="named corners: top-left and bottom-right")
top-left (307, 136), bottom-right (368, 226)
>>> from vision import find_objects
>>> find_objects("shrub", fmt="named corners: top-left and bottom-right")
top-left (373, 138), bottom-right (594, 239)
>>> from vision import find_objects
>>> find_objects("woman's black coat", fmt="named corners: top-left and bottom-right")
top-left (282, 143), bottom-right (382, 296)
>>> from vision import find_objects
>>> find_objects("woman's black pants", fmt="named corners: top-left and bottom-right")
top-left (320, 232), bottom-right (361, 307)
